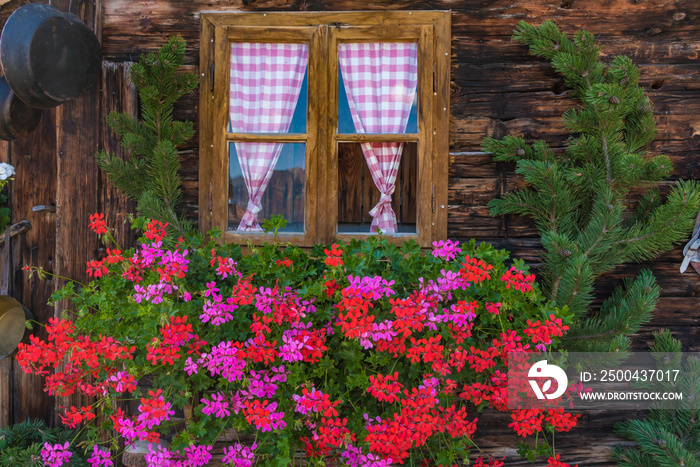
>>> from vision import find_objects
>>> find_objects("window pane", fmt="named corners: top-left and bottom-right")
top-left (337, 142), bottom-right (417, 234)
top-left (229, 43), bottom-right (308, 134)
top-left (337, 42), bottom-right (418, 134)
top-left (228, 142), bottom-right (305, 233)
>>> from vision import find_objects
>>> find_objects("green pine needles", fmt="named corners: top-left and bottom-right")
top-left (0, 419), bottom-right (86, 467)
top-left (483, 21), bottom-right (700, 353)
top-left (97, 36), bottom-right (198, 237)
top-left (611, 330), bottom-right (700, 466)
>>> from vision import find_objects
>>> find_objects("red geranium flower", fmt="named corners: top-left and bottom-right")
top-left (324, 244), bottom-right (343, 267)
top-left (88, 213), bottom-right (108, 235)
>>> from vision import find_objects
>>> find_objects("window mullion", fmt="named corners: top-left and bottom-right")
top-left (306, 25), bottom-right (327, 246)
top-left (322, 25), bottom-right (338, 245)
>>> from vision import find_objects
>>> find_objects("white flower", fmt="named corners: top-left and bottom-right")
top-left (0, 163), bottom-right (14, 181)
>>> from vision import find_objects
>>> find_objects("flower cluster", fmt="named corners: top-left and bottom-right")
top-left (0, 162), bottom-right (14, 181)
top-left (16, 317), bottom-right (135, 399)
top-left (19, 215), bottom-right (579, 467)
top-left (41, 442), bottom-right (73, 467)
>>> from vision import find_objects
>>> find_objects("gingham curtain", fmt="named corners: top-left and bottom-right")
top-left (230, 43), bottom-right (308, 231)
top-left (338, 42), bottom-right (418, 233)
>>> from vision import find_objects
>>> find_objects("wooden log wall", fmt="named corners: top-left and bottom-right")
top-left (0, 0), bottom-right (697, 465)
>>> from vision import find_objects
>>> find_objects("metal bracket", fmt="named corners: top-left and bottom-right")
top-left (32, 204), bottom-right (56, 213)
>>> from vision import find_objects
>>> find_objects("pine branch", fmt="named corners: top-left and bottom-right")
top-left (97, 37), bottom-right (199, 235)
top-left (564, 270), bottom-right (659, 352)
top-left (485, 20), bottom-right (700, 354)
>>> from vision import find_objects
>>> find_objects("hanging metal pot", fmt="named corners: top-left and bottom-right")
top-left (0, 76), bottom-right (42, 141)
top-left (0, 2), bottom-right (102, 109)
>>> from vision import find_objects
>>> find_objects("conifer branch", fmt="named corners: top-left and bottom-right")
top-left (97, 37), bottom-right (198, 236)
top-left (485, 21), bottom-right (700, 354)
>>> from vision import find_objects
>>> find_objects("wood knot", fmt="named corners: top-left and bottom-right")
top-left (673, 11), bottom-right (686, 21)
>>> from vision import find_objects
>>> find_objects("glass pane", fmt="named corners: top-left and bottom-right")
top-left (337, 42), bottom-right (418, 134)
top-left (337, 142), bottom-right (417, 234)
top-left (228, 142), bottom-right (305, 233)
top-left (229, 43), bottom-right (308, 134)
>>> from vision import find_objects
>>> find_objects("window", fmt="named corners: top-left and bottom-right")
top-left (199, 11), bottom-right (450, 247)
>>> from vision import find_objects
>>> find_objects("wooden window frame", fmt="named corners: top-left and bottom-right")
top-left (199, 11), bottom-right (450, 247)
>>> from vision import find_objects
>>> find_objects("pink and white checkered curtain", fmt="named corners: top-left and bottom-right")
top-left (338, 42), bottom-right (418, 233)
top-left (230, 43), bottom-right (308, 231)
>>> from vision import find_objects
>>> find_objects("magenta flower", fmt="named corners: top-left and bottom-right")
top-left (431, 239), bottom-right (461, 261)
top-left (184, 356), bottom-right (199, 375)
top-left (201, 392), bottom-right (231, 418)
top-left (41, 442), bottom-right (73, 467)
top-left (370, 320), bottom-right (397, 343)
top-left (144, 444), bottom-right (182, 467)
top-left (115, 418), bottom-right (142, 444)
top-left (88, 445), bottom-right (113, 467)
top-left (248, 378), bottom-right (278, 398)
top-left (202, 341), bottom-right (246, 382)
top-left (204, 281), bottom-right (220, 298)
top-left (254, 286), bottom-right (277, 314)
top-left (341, 444), bottom-right (364, 467)
top-left (279, 333), bottom-right (305, 362)
top-left (362, 453), bottom-right (394, 467)
top-left (222, 442), bottom-right (257, 467)
top-left (184, 444), bottom-right (213, 467)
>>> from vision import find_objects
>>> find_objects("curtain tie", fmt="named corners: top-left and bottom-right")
top-left (369, 190), bottom-right (394, 218)
top-left (246, 200), bottom-right (262, 215)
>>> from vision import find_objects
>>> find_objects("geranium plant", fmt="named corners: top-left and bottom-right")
top-left (19, 215), bottom-right (579, 467)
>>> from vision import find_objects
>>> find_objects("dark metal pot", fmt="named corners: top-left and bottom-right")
top-left (0, 3), bottom-right (102, 109)
top-left (0, 76), bottom-right (42, 141)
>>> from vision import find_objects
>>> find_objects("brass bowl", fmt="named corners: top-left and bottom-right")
top-left (0, 295), bottom-right (27, 359)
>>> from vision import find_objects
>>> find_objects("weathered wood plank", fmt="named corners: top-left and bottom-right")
top-left (450, 115), bottom-right (700, 149)
top-left (453, 63), bottom-right (700, 94)
top-left (451, 150), bottom-right (699, 181)
top-left (453, 90), bottom-right (700, 121)
top-left (453, 34), bottom-right (700, 67)
top-left (54, 0), bottom-right (103, 418)
top-left (100, 61), bottom-right (138, 249)
top-left (9, 108), bottom-right (57, 424)
top-left (0, 356), bottom-right (10, 426)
